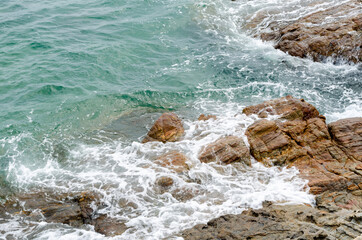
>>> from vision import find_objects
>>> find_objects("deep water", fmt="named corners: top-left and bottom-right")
top-left (0, 0), bottom-right (361, 239)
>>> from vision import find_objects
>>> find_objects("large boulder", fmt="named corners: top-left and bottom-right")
top-left (93, 215), bottom-right (127, 237)
top-left (273, 0), bottom-right (362, 63)
top-left (142, 113), bottom-right (184, 143)
top-left (244, 97), bottom-right (362, 194)
top-left (242, 95), bottom-right (319, 120)
top-left (199, 136), bottom-right (251, 166)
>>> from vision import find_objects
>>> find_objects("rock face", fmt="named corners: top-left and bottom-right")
top-left (198, 136), bottom-right (251, 166)
top-left (260, 0), bottom-right (362, 63)
top-left (245, 96), bottom-right (362, 194)
top-left (156, 151), bottom-right (189, 173)
top-left (142, 113), bottom-right (184, 143)
top-left (329, 117), bottom-right (362, 161)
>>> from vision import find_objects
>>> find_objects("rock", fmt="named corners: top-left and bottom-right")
top-left (93, 215), bottom-right (127, 237)
top-left (242, 95), bottom-right (319, 120)
top-left (156, 176), bottom-right (174, 188)
top-left (198, 114), bottom-right (217, 121)
top-left (155, 151), bottom-right (189, 173)
top-left (182, 194), bottom-right (362, 240)
top-left (198, 136), bottom-right (251, 166)
top-left (245, 96), bottom-right (361, 194)
top-left (272, 1), bottom-right (362, 63)
top-left (142, 113), bottom-right (184, 143)
top-left (329, 117), bottom-right (362, 161)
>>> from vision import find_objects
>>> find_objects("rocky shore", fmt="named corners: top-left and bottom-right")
top-left (253, 0), bottom-right (362, 64)
top-left (1, 96), bottom-right (361, 239)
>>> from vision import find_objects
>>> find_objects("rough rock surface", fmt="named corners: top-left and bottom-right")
top-left (142, 112), bottom-right (184, 143)
top-left (257, 0), bottom-right (362, 63)
top-left (182, 196), bottom-right (362, 240)
top-left (199, 136), bottom-right (251, 165)
top-left (156, 151), bottom-right (189, 173)
top-left (245, 96), bottom-right (362, 194)
top-left (329, 117), bottom-right (362, 161)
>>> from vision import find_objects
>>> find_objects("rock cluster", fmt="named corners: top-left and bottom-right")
top-left (182, 96), bottom-right (362, 240)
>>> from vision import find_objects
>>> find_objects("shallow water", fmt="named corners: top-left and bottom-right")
top-left (0, 0), bottom-right (361, 239)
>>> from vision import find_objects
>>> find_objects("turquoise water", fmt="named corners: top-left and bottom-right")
top-left (0, 0), bottom-right (361, 239)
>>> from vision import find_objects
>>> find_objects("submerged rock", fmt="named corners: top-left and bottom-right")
top-left (156, 151), bottom-right (189, 173)
top-left (199, 136), bottom-right (251, 166)
top-left (264, 0), bottom-right (362, 63)
top-left (142, 113), bottom-right (184, 143)
top-left (198, 114), bottom-right (217, 121)
top-left (245, 97), bottom-right (362, 194)
top-left (93, 215), bottom-right (127, 237)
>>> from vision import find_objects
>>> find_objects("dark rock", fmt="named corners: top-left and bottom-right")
top-left (142, 113), bottom-right (184, 143)
top-left (199, 136), bottom-right (251, 166)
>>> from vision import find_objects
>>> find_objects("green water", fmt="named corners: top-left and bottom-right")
top-left (0, 0), bottom-right (361, 238)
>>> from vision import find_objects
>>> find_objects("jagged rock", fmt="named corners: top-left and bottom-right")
top-left (93, 215), bottom-right (127, 237)
top-left (329, 117), bottom-right (362, 161)
top-left (142, 113), bottom-right (184, 143)
top-left (271, 0), bottom-right (362, 63)
top-left (155, 151), bottom-right (189, 173)
top-left (198, 136), bottom-right (251, 165)
top-left (242, 95), bottom-right (319, 120)
top-left (245, 96), bottom-right (361, 194)
top-left (198, 114), bottom-right (217, 121)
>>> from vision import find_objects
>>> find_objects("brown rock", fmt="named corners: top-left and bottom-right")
top-left (272, 1), bottom-right (362, 63)
top-left (242, 95), bottom-right (319, 121)
top-left (94, 215), bottom-right (127, 237)
top-left (156, 176), bottom-right (174, 188)
top-left (155, 151), bottom-right (189, 173)
top-left (329, 117), bottom-right (362, 161)
top-left (142, 113), bottom-right (184, 143)
top-left (245, 96), bottom-right (361, 194)
top-left (198, 136), bottom-right (251, 165)
top-left (198, 114), bottom-right (217, 121)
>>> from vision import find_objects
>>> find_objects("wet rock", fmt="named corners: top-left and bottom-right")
top-left (93, 215), bottom-right (127, 237)
top-left (198, 136), bottom-right (251, 166)
top-left (182, 196), bottom-right (362, 240)
top-left (156, 151), bottom-right (189, 173)
top-left (142, 112), bottom-right (184, 143)
top-left (0, 192), bottom-right (98, 228)
top-left (242, 95), bottom-right (319, 121)
top-left (198, 114), bottom-right (217, 121)
top-left (156, 176), bottom-right (174, 188)
top-left (271, 0), bottom-right (362, 63)
top-left (329, 117), bottom-right (362, 161)
top-left (245, 96), bottom-right (361, 194)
